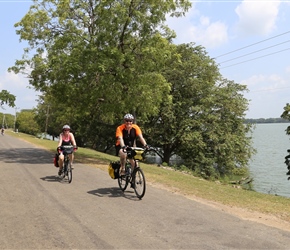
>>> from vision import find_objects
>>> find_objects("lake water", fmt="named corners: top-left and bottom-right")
top-left (249, 123), bottom-right (290, 198)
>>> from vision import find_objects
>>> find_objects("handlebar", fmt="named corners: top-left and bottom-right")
top-left (125, 146), bottom-right (158, 160)
top-left (59, 145), bottom-right (75, 155)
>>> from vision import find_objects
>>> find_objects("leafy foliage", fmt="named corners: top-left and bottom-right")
top-left (281, 103), bottom-right (290, 135)
top-left (0, 113), bottom-right (15, 128)
top-left (9, 0), bottom-right (191, 148)
top-left (17, 110), bottom-right (40, 136)
top-left (0, 90), bottom-right (16, 109)
top-left (144, 43), bottom-right (254, 178)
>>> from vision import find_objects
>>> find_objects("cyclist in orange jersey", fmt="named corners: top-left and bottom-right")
top-left (115, 114), bottom-right (148, 175)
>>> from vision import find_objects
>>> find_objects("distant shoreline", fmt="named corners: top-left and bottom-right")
top-left (244, 118), bottom-right (289, 124)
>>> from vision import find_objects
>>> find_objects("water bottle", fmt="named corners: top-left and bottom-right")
top-left (126, 163), bottom-right (131, 176)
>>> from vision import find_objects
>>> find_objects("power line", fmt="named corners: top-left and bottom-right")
top-left (248, 86), bottom-right (290, 93)
top-left (220, 47), bottom-right (290, 69)
top-left (215, 30), bottom-right (290, 58)
top-left (218, 40), bottom-right (290, 64)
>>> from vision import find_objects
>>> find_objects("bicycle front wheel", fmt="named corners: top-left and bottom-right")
top-left (67, 162), bottom-right (72, 183)
top-left (133, 168), bottom-right (146, 199)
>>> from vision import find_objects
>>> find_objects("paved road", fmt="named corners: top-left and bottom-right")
top-left (1, 134), bottom-right (290, 249)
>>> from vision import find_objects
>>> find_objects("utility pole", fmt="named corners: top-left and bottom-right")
top-left (14, 107), bottom-right (19, 132)
top-left (45, 105), bottom-right (50, 136)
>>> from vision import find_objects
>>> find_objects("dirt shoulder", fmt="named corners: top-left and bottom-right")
top-left (149, 181), bottom-right (290, 232)
top-left (86, 160), bottom-right (290, 232)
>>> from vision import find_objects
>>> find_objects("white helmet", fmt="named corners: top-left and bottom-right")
top-left (124, 114), bottom-right (134, 120)
top-left (62, 124), bottom-right (70, 130)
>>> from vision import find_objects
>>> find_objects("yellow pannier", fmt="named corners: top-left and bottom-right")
top-left (108, 161), bottom-right (121, 179)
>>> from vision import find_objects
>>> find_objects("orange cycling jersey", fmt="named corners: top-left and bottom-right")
top-left (116, 124), bottom-right (142, 147)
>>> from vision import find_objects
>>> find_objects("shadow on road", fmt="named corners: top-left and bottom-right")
top-left (0, 147), bottom-right (54, 165)
top-left (40, 175), bottom-right (61, 182)
top-left (87, 187), bottom-right (140, 201)
top-left (87, 187), bottom-right (122, 198)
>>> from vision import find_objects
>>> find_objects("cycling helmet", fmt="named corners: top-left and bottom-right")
top-left (62, 124), bottom-right (70, 130)
top-left (124, 113), bottom-right (134, 120)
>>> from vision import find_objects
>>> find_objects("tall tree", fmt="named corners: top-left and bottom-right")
top-left (9, 0), bottom-right (191, 136)
top-left (145, 43), bottom-right (254, 178)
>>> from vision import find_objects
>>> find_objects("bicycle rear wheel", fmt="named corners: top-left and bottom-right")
top-left (133, 168), bottom-right (146, 199)
top-left (118, 174), bottom-right (129, 191)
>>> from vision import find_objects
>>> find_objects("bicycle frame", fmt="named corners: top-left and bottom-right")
top-left (59, 145), bottom-right (74, 183)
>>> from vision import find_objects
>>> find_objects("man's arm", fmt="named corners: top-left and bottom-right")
top-left (116, 126), bottom-right (125, 148)
top-left (134, 125), bottom-right (147, 147)
top-left (118, 136), bottom-right (125, 148)
top-left (138, 134), bottom-right (147, 147)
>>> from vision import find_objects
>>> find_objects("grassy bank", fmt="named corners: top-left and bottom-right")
top-left (7, 130), bottom-right (290, 223)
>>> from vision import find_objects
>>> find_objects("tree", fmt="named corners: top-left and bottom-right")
top-left (0, 113), bottom-right (14, 128)
top-left (0, 90), bottom-right (16, 109)
top-left (281, 103), bottom-right (290, 134)
top-left (9, 0), bottom-right (191, 147)
top-left (144, 43), bottom-right (254, 178)
top-left (17, 110), bottom-right (40, 136)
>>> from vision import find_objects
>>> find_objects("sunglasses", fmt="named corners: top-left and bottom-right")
top-left (125, 120), bottom-right (133, 123)
top-left (64, 129), bottom-right (70, 131)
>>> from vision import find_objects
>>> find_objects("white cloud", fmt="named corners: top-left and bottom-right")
top-left (241, 73), bottom-right (287, 93)
top-left (0, 71), bottom-right (27, 89)
top-left (167, 7), bottom-right (228, 49)
top-left (0, 71), bottom-right (39, 114)
top-left (195, 18), bottom-right (228, 49)
top-left (242, 73), bottom-right (289, 118)
top-left (235, 0), bottom-right (281, 36)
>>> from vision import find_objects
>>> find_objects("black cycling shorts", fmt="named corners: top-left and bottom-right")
top-left (115, 145), bottom-right (121, 156)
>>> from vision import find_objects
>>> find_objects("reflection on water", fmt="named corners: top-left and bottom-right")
top-left (250, 123), bottom-right (290, 198)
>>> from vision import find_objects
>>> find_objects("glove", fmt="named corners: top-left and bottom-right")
top-left (122, 146), bottom-right (126, 152)
top-left (143, 144), bottom-right (150, 150)
top-left (74, 146), bottom-right (78, 152)
top-left (57, 146), bottom-right (62, 153)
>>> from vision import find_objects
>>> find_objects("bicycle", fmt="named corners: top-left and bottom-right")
top-left (59, 145), bottom-right (74, 183)
top-left (117, 146), bottom-right (151, 199)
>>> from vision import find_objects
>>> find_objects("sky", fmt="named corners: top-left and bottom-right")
top-left (1, 0), bottom-right (290, 119)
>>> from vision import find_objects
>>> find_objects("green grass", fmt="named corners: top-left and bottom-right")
top-left (7, 130), bottom-right (290, 222)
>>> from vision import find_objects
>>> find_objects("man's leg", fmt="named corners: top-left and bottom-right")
top-left (129, 159), bottom-right (135, 170)
top-left (119, 149), bottom-right (126, 175)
